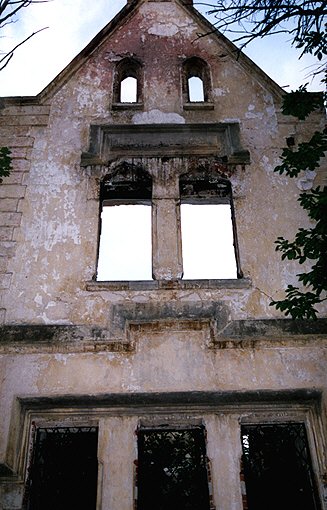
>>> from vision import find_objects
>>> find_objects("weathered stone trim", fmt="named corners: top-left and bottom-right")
top-left (17, 388), bottom-right (322, 412)
top-left (0, 318), bottom-right (326, 354)
top-left (81, 123), bottom-right (251, 165)
top-left (1, 388), bottom-right (321, 483)
top-left (86, 277), bottom-right (251, 291)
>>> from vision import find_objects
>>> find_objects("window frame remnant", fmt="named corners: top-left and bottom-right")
top-left (96, 164), bottom-right (153, 281)
top-left (113, 57), bottom-right (143, 106)
top-left (137, 425), bottom-right (212, 510)
top-left (182, 57), bottom-right (212, 104)
top-left (179, 175), bottom-right (243, 279)
top-left (25, 426), bottom-right (99, 510)
top-left (241, 422), bottom-right (321, 510)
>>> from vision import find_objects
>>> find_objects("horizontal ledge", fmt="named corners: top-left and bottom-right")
top-left (111, 102), bottom-right (143, 110)
top-left (183, 102), bottom-right (214, 110)
top-left (86, 278), bottom-right (252, 291)
top-left (18, 389), bottom-right (322, 411)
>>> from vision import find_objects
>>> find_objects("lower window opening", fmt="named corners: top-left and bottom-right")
top-left (26, 426), bottom-right (98, 510)
top-left (137, 427), bottom-right (211, 510)
top-left (241, 422), bottom-right (321, 510)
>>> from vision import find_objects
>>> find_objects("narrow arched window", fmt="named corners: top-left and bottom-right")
top-left (188, 76), bottom-right (205, 102)
top-left (113, 58), bottom-right (143, 106)
top-left (120, 76), bottom-right (137, 103)
top-left (182, 57), bottom-right (211, 104)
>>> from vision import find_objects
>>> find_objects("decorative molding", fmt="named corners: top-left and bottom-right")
top-left (0, 316), bottom-right (326, 354)
top-left (81, 123), bottom-right (250, 166)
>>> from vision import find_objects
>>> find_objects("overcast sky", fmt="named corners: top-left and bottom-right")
top-left (0, 0), bottom-right (323, 97)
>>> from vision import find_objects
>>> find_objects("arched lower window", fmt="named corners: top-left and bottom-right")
top-left (113, 58), bottom-right (143, 105)
top-left (182, 57), bottom-right (211, 104)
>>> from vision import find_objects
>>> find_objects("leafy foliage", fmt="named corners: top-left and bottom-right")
top-left (271, 186), bottom-right (327, 319)
top-left (0, 147), bottom-right (12, 183)
top-left (275, 128), bottom-right (327, 177)
top-left (281, 85), bottom-right (324, 120)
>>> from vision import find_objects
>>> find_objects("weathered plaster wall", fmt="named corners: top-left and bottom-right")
top-left (0, 1), bottom-right (326, 508)
top-left (0, 1), bottom-right (325, 325)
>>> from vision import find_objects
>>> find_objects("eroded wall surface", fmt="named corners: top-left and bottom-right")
top-left (0, 1), bottom-right (326, 508)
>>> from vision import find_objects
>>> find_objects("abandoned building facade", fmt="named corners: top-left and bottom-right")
top-left (0, 0), bottom-right (327, 508)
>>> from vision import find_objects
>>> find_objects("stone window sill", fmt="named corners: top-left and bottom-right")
top-left (85, 278), bottom-right (251, 291)
top-left (112, 102), bottom-right (143, 111)
top-left (183, 102), bottom-right (214, 111)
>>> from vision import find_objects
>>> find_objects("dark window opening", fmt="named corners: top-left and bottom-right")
top-left (137, 427), bottom-right (211, 510)
top-left (183, 57), bottom-right (211, 103)
top-left (180, 177), bottom-right (242, 279)
top-left (97, 165), bottom-right (152, 281)
top-left (113, 58), bottom-right (143, 104)
top-left (26, 426), bottom-right (98, 510)
top-left (241, 422), bottom-right (321, 510)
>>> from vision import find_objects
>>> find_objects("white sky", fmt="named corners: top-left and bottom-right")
top-left (0, 0), bottom-right (324, 96)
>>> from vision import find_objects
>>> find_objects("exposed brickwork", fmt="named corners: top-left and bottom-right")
top-left (0, 102), bottom-right (50, 322)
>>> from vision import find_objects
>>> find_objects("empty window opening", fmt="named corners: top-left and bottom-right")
top-left (180, 177), bottom-right (240, 279)
top-left (188, 76), bottom-right (205, 102)
top-left (113, 58), bottom-right (143, 105)
top-left (97, 167), bottom-right (152, 281)
top-left (183, 57), bottom-right (211, 103)
top-left (97, 204), bottom-right (152, 280)
top-left (241, 423), bottom-right (320, 510)
top-left (137, 427), bottom-right (211, 510)
top-left (120, 76), bottom-right (137, 103)
top-left (26, 427), bottom-right (98, 510)
top-left (181, 203), bottom-right (237, 279)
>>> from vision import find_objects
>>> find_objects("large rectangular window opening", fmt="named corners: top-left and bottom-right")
top-left (180, 177), bottom-right (241, 279)
top-left (137, 426), bottom-right (211, 510)
top-left (97, 167), bottom-right (152, 281)
top-left (241, 422), bottom-right (321, 510)
top-left (26, 426), bottom-right (98, 510)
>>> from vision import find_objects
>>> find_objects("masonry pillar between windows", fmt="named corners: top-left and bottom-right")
top-left (98, 417), bottom-right (138, 510)
top-left (152, 198), bottom-right (182, 280)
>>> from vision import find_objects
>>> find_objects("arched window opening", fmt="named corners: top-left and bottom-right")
top-left (97, 165), bottom-right (152, 281)
top-left (188, 76), bottom-right (205, 102)
top-left (183, 57), bottom-right (211, 104)
top-left (120, 76), bottom-right (138, 103)
top-left (113, 58), bottom-right (143, 105)
top-left (179, 176), bottom-right (241, 279)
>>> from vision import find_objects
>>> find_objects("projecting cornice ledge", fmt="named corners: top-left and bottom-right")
top-left (81, 123), bottom-right (251, 166)
top-left (0, 317), bottom-right (326, 354)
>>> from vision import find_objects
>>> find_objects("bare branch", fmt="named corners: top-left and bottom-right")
top-left (197, 0), bottom-right (327, 58)
top-left (0, 1), bottom-right (49, 27)
top-left (0, 26), bottom-right (47, 71)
